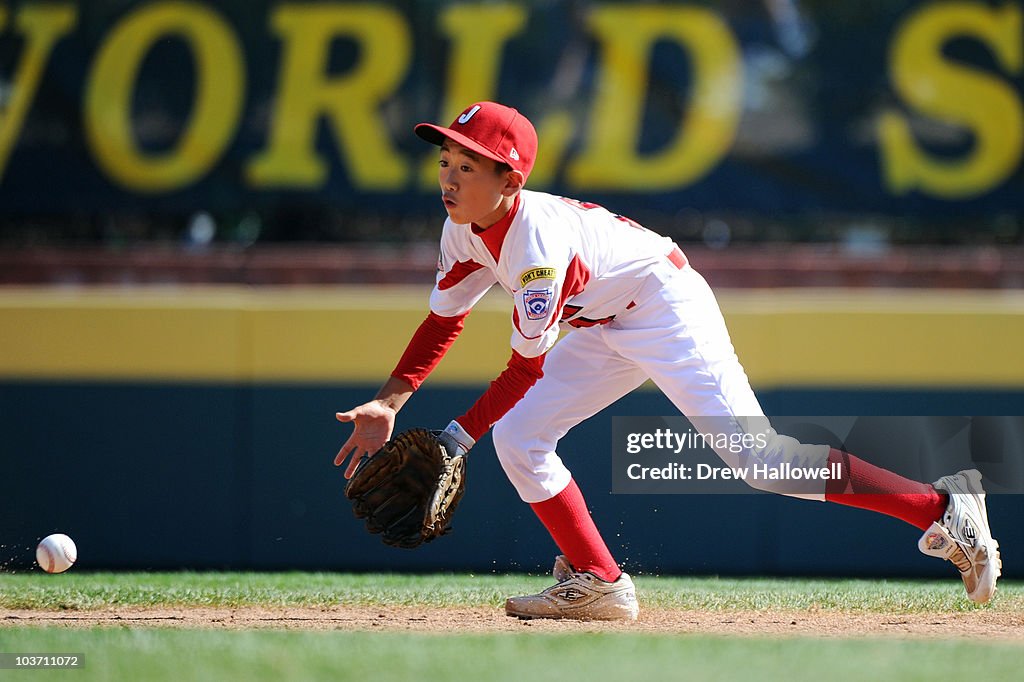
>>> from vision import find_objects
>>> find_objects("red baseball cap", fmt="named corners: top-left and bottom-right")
top-left (415, 102), bottom-right (537, 180)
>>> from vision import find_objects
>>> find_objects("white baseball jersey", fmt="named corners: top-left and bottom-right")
top-left (430, 190), bottom-right (680, 358)
top-left (426, 188), bottom-right (828, 504)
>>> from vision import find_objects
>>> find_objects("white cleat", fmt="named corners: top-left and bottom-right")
top-left (505, 555), bottom-right (639, 621)
top-left (552, 554), bottom-right (573, 582)
top-left (918, 469), bottom-right (1002, 604)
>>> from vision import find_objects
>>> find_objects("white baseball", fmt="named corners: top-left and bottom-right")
top-left (36, 533), bottom-right (77, 574)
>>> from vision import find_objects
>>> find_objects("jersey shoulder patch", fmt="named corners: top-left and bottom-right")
top-left (523, 288), bottom-right (553, 320)
top-left (520, 266), bottom-right (557, 287)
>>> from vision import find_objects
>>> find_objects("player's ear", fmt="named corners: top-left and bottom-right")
top-left (502, 169), bottom-right (526, 196)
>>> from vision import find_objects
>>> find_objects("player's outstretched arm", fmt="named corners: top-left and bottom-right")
top-left (335, 376), bottom-right (414, 478)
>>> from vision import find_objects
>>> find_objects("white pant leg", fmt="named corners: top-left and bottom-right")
top-left (606, 266), bottom-right (830, 499)
top-left (492, 326), bottom-right (648, 503)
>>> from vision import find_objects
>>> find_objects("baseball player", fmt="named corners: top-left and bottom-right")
top-left (335, 101), bottom-right (1001, 620)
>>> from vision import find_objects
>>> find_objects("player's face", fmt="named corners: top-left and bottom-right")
top-left (437, 141), bottom-right (516, 228)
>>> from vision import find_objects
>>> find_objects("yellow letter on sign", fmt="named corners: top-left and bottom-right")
top-left (0, 5), bottom-right (77, 183)
top-left (568, 5), bottom-right (742, 191)
top-left (84, 1), bottom-right (245, 193)
top-left (248, 4), bottom-right (410, 190)
top-left (419, 3), bottom-right (527, 188)
top-left (879, 2), bottom-right (1023, 198)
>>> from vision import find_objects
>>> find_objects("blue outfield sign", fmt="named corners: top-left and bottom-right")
top-left (1, 1), bottom-right (1023, 221)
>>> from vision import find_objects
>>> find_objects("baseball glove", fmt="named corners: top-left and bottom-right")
top-left (344, 428), bottom-right (467, 549)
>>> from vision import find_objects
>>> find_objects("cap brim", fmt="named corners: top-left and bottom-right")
top-left (414, 123), bottom-right (507, 166)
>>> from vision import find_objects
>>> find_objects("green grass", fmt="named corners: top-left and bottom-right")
top-left (0, 571), bottom-right (1020, 612)
top-left (1, 627), bottom-right (1023, 682)
top-left (1, 573), bottom-right (1022, 682)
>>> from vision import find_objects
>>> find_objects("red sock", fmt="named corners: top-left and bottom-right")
top-left (529, 478), bottom-right (621, 582)
top-left (825, 448), bottom-right (948, 531)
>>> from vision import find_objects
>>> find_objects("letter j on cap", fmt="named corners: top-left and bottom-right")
top-left (458, 105), bottom-right (481, 124)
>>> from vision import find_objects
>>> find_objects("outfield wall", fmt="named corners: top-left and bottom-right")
top-left (1, 286), bottom-right (1022, 577)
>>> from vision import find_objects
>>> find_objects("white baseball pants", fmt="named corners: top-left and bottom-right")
top-left (491, 264), bottom-right (829, 503)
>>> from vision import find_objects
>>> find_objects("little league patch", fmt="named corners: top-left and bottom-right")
top-left (524, 288), bottom-right (553, 320)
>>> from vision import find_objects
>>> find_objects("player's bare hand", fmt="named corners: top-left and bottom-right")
top-left (335, 401), bottom-right (398, 478)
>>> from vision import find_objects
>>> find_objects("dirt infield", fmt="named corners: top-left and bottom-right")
top-left (4, 605), bottom-right (1023, 640)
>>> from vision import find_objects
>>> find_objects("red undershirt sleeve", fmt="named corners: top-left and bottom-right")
top-left (391, 311), bottom-right (468, 390)
top-left (457, 350), bottom-right (546, 441)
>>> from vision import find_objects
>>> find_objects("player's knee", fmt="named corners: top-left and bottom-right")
top-left (491, 417), bottom-right (533, 474)
top-left (491, 417), bottom-right (570, 503)
top-left (739, 472), bottom-right (789, 495)
top-left (738, 433), bottom-right (831, 497)
top-left (492, 408), bottom-right (547, 454)
top-left (491, 417), bottom-right (516, 461)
